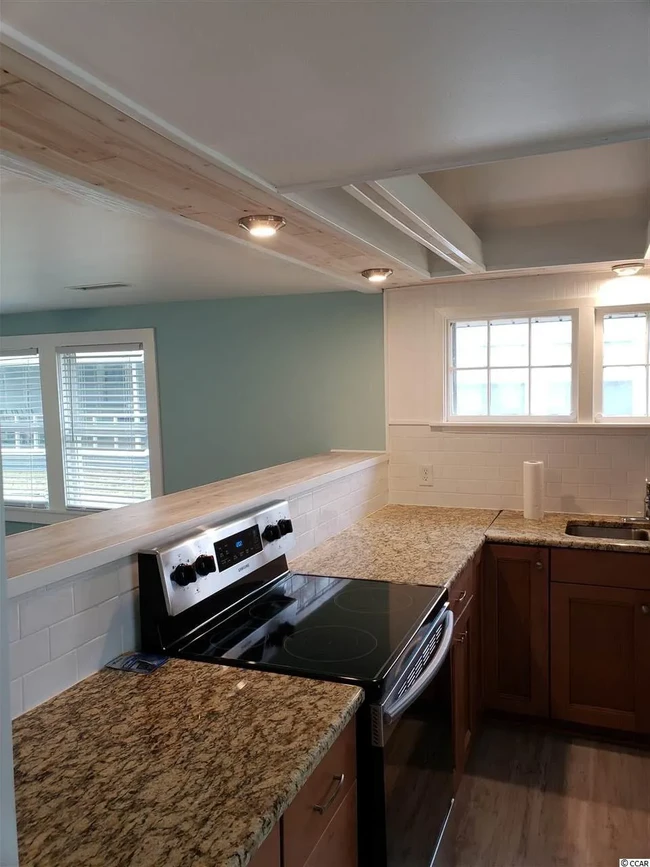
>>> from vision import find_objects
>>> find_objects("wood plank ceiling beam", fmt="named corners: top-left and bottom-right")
top-left (0, 45), bottom-right (425, 290)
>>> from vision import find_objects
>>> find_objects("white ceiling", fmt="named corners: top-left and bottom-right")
top-left (1, 0), bottom-right (647, 190)
top-left (0, 172), bottom-right (350, 314)
top-left (424, 140), bottom-right (650, 230)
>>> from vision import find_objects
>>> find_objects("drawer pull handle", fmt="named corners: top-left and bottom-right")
top-left (642, 604), bottom-right (650, 616)
top-left (454, 633), bottom-right (466, 644)
top-left (313, 773), bottom-right (345, 815)
top-left (457, 590), bottom-right (467, 603)
top-left (535, 561), bottom-right (544, 571)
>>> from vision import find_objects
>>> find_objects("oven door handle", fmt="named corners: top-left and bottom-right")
top-left (381, 608), bottom-right (454, 727)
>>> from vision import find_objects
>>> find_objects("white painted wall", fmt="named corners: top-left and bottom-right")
top-left (385, 270), bottom-right (650, 514)
top-left (8, 461), bottom-right (388, 718)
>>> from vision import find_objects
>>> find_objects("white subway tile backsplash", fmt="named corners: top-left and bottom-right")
top-left (10, 460), bottom-right (389, 719)
top-left (19, 585), bottom-right (74, 637)
top-left (23, 651), bottom-right (78, 710)
top-left (389, 425), bottom-right (650, 516)
top-left (77, 632), bottom-right (123, 681)
top-left (73, 568), bottom-right (120, 613)
top-left (7, 602), bottom-right (19, 643)
top-left (10, 629), bottom-right (50, 680)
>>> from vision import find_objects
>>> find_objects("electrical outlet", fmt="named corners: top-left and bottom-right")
top-left (418, 464), bottom-right (434, 486)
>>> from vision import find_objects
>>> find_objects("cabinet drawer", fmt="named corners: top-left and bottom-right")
top-left (284, 719), bottom-right (357, 867)
top-left (449, 560), bottom-right (476, 618)
top-left (552, 548), bottom-right (650, 590)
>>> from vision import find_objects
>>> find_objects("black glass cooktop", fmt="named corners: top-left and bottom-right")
top-left (179, 572), bottom-right (446, 689)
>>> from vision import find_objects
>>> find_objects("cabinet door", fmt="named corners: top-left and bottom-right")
top-left (303, 783), bottom-right (357, 867)
top-left (551, 582), bottom-right (650, 733)
top-left (249, 825), bottom-right (281, 867)
top-left (482, 545), bottom-right (549, 717)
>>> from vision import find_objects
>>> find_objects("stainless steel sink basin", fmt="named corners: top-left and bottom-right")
top-left (565, 523), bottom-right (650, 541)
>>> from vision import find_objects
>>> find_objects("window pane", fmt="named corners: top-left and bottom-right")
top-left (603, 366), bottom-right (647, 417)
top-left (531, 367), bottom-right (572, 416)
top-left (0, 353), bottom-right (48, 507)
top-left (453, 369), bottom-right (487, 416)
top-left (603, 314), bottom-right (646, 365)
top-left (453, 321), bottom-right (487, 368)
top-left (490, 368), bottom-right (528, 415)
top-left (58, 347), bottom-right (151, 509)
top-left (490, 320), bottom-right (529, 367)
top-left (531, 318), bottom-right (572, 367)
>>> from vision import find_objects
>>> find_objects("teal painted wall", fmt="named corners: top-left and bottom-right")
top-left (0, 292), bottom-right (385, 498)
top-left (5, 521), bottom-right (43, 534)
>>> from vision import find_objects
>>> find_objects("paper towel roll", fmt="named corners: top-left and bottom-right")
top-left (523, 461), bottom-right (544, 520)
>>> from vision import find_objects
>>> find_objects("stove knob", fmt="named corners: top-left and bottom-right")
top-left (278, 519), bottom-right (293, 536)
top-left (194, 554), bottom-right (216, 576)
top-left (170, 563), bottom-right (196, 586)
top-left (262, 523), bottom-right (282, 543)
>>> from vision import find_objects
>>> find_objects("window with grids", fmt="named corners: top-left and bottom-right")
top-left (58, 346), bottom-right (151, 509)
top-left (601, 311), bottom-right (650, 418)
top-left (449, 315), bottom-right (574, 419)
top-left (0, 351), bottom-right (48, 507)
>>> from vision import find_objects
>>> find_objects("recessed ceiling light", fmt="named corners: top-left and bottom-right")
top-left (66, 282), bottom-right (131, 291)
top-left (238, 215), bottom-right (287, 238)
top-left (612, 263), bottom-right (644, 277)
top-left (361, 268), bottom-right (394, 283)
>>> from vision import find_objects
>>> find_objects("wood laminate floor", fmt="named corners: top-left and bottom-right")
top-left (441, 722), bottom-right (650, 867)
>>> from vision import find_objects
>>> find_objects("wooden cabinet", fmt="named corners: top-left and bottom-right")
top-left (284, 719), bottom-right (357, 867)
top-left (452, 593), bottom-right (479, 788)
top-left (550, 551), bottom-right (650, 734)
top-left (250, 825), bottom-right (281, 867)
top-left (482, 544), bottom-right (550, 717)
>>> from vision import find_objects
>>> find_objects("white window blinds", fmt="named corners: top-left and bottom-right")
top-left (0, 351), bottom-right (49, 507)
top-left (57, 345), bottom-right (152, 509)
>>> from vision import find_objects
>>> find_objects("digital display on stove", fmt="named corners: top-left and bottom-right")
top-left (214, 525), bottom-right (263, 572)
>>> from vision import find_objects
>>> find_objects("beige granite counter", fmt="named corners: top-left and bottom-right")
top-left (12, 658), bottom-right (363, 867)
top-left (291, 505), bottom-right (500, 588)
top-left (487, 511), bottom-right (650, 554)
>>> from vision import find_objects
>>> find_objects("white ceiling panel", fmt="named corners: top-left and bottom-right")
top-left (1, 0), bottom-right (647, 189)
top-left (0, 173), bottom-right (350, 314)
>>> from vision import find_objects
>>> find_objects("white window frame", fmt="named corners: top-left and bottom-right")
top-left (0, 329), bottom-right (163, 524)
top-left (445, 310), bottom-right (579, 424)
top-left (594, 305), bottom-right (650, 425)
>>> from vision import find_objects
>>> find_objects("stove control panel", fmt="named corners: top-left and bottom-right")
top-left (144, 500), bottom-right (296, 617)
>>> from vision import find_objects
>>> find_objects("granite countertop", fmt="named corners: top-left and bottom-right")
top-left (13, 658), bottom-right (363, 867)
top-left (291, 505), bottom-right (500, 588)
top-left (487, 511), bottom-right (650, 554)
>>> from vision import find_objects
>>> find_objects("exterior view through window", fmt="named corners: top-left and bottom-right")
top-left (449, 315), bottom-right (573, 419)
top-left (58, 348), bottom-right (151, 509)
top-left (0, 333), bottom-right (158, 517)
top-left (0, 352), bottom-right (48, 507)
top-left (602, 311), bottom-right (650, 418)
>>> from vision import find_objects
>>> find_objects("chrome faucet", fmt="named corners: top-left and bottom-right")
top-left (624, 480), bottom-right (650, 522)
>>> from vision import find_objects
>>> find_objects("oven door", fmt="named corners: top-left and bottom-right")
top-left (371, 607), bottom-right (455, 867)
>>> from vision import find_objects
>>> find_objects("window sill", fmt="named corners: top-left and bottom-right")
top-left (427, 422), bottom-right (650, 433)
top-left (4, 507), bottom-right (96, 526)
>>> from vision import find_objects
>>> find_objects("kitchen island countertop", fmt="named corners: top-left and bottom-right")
top-left (12, 658), bottom-right (362, 867)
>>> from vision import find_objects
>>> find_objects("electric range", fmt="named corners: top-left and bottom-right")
top-left (138, 500), bottom-right (455, 867)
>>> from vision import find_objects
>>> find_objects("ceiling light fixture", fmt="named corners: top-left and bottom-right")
top-left (238, 215), bottom-right (286, 238)
top-left (612, 263), bottom-right (644, 277)
top-left (361, 268), bottom-right (394, 283)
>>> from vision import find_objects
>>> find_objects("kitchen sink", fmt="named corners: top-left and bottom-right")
top-left (565, 523), bottom-right (650, 541)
